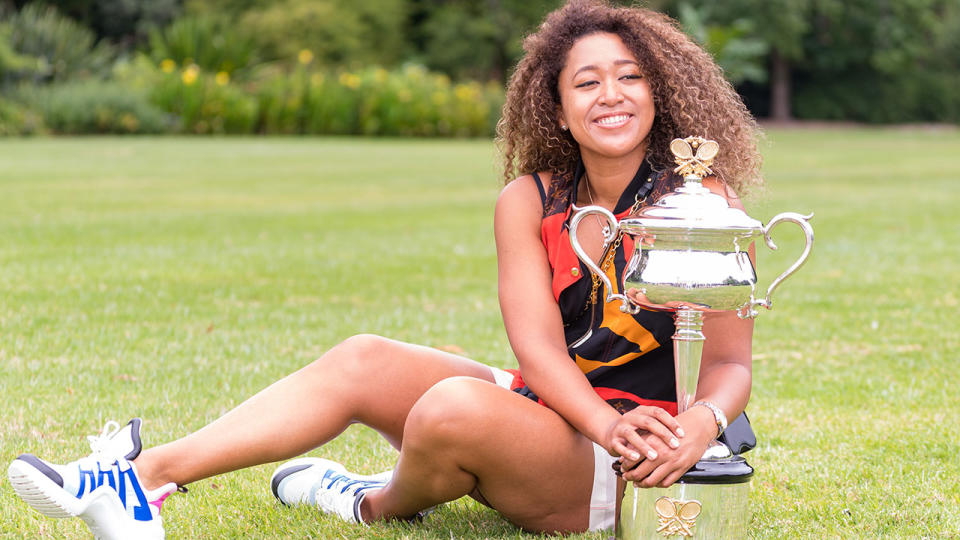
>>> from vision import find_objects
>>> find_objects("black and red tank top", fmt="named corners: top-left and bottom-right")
top-left (510, 160), bottom-right (683, 415)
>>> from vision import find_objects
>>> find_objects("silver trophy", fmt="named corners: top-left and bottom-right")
top-left (570, 137), bottom-right (814, 538)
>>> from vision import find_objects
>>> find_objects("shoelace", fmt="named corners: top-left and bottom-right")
top-left (322, 471), bottom-right (384, 495)
top-left (86, 420), bottom-right (122, 459)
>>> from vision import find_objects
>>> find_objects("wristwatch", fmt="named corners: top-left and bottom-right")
top-left (693, 400), bottom-right (728, 437)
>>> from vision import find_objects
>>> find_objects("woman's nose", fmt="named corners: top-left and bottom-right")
top-left (599, 80), bottom-right (624, 106)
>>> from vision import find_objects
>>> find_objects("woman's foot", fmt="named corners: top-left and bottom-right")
top-left (271, 458), bottom-right (392, 523)
top-left (7, 419), bottom-right (180, 540)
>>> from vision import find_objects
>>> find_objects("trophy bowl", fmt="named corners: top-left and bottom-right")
top-left (570, 158), bottom-right (814, 319)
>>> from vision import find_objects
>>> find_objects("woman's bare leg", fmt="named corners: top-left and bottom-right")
top-left (133, 334), bottom-right (496, 491)
top-left (362, 377), bottom-right (597, 533)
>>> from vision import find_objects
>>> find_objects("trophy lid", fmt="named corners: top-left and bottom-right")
top-left (621, 136), bottom-right (762, 235)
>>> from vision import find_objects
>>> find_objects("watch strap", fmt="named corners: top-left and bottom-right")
top-left (692, 400), bottom-right (728, 437)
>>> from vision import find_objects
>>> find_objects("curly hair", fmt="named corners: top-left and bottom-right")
top-left (496, 0), bottom-right (762, 193)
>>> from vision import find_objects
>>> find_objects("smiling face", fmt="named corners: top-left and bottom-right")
top-left (557, 32), bottom-right (655, 163)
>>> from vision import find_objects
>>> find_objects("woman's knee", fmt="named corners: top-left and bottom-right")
top-left (403, 377), bottom-right (492, 449)
top-left (304, 333), bottom-right (395, 381)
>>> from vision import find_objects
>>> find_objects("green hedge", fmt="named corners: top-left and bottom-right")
top-left (22, 80), bottom-right (169, 134)
top-left (115, 57), bottom-right (504, 137)
top-left (795, 70), bottom-right (960, 124)
top-left (0, 96), bottom-right (45, 135)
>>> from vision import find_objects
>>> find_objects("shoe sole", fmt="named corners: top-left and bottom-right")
top-left (8, 459), bottom-right (164, 540)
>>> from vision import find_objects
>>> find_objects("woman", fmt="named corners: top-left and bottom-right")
top-left (7, 0), bottom-right (761, 537)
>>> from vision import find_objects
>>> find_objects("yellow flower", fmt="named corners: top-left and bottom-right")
top-left (182, 64), bottom-right (200, 86)
top-left (454, 83), bottom-right (477, 102)
top-left (215, 71), bottom-right (230, 86)
top-left (338, 72), bottom-right (361, 89)
top-left (160, 59), bottom-right (176, 73)
top-left (298, 49), bottom-right (314, 65)
top-left (120, 113), bottom-right (139, 132)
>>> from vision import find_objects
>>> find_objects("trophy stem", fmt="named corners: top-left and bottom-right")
top-left (673, 308), bottom-right (705, 415)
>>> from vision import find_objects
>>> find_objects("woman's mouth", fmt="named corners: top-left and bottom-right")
top-left (594, 113), bottom-right (633, 128)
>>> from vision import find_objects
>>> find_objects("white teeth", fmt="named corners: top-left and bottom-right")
top-left (597, 114), bottom-right (630, 126)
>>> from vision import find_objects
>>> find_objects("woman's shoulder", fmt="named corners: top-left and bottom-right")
top-left (496, 173), bottom-right (547, 222)
top-left (500, 170), bottom-right (568, 212)
top-left (702, 176), bottom-right (746, 210)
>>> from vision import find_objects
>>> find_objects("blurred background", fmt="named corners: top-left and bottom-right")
top-left (1, 0), bottom-right (958, 137)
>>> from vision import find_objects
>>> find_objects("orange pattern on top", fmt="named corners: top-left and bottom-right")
top-left (574, 250), bottom-right (660, 375)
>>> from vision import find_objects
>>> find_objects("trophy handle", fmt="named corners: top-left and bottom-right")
top-left (739, 212), bottom-right (814, 319)
top-left (569, 206), bottom-right (639, 314)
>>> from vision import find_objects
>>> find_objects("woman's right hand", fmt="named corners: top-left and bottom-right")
top-left (604, 406), bottom-right (684, 462)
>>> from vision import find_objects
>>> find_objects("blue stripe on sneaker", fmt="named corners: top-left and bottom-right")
top-left (118, 464), bottom-right (151, 521)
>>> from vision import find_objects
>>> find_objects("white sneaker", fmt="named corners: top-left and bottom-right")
top-left (7, 419), bottom-right (179, 540)
top-left (270, 458), bottom-right (391, 524)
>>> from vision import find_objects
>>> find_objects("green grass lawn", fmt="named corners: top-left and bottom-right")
top-left (1, 129), bottom-right (958, 539)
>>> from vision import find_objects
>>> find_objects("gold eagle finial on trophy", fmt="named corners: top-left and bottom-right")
top-left (670, 136), bottom-right (719, 180)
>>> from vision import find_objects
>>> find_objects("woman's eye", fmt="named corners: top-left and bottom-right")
top-left (574, 80), bottom-right (598, 89)
top-left (620, 74), bottom-right (643, 81)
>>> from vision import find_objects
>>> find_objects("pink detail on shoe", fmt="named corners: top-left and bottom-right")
top-left (150, 491), bottom-right (172, 513)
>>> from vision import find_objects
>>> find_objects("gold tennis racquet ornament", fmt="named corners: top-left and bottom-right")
top-left (570, 136), bottom-right (815, 538)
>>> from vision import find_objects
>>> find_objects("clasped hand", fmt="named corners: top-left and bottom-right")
top-left (604, 407), bottom-right (712, 488)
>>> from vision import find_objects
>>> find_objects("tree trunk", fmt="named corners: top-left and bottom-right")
top-left (770, 48), bottom-right (792, 121)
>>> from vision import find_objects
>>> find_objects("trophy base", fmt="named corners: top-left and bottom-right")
top-left (617, 455), bottom-right (753, 539)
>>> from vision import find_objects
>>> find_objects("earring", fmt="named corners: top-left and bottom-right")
top-left (561, 124), bottom-right (568, 131)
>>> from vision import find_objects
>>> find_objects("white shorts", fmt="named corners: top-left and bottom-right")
top-left (490, 367), bottom-right (618, 532)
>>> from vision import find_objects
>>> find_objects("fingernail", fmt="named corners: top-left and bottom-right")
top-left (630, 452), bottom-right (640, 460)
top-left (677, 428), bottom-right (685, 437)
top-left (647, 450), bottom-right (658, 460)
top-left (670, 438), bottom-right (679, 448)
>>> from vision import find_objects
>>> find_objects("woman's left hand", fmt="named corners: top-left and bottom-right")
top-left (616, 406), bottom-right (717, 488)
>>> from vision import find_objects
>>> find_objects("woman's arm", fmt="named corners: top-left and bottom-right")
top-left (495, 175), bottom-right (682, 461)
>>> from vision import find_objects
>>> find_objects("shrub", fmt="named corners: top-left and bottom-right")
top-left (146, 15), bottom-right (258, 76)
top-left (25, 80), bottom-right (168, 134)
top-left (253, 63), bottom-right (503, 137)
top-left (1, 4), bottom-right (115, 84)
top-left (0, 96), bottom-right (45, 135)
top-left (148, 62), bottom-right (258, 134)
top-left (795, 69), bottom-right (960, 124)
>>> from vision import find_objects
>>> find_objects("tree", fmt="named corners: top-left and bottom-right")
top-left (412, 0), bottom-right (561, 81)
top-left (14, 0), bottom-right (181, 47)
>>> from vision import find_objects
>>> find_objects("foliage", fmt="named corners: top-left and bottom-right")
top-left (414, 0), bottom-right (561, 81)
top-left (791, 0), bottom-right (960, 123)
top-left (254, 63), bottom-right (502, 137)
top-left (794, 70), bottom-right (960, 124)
top-left (675, 2), bottom-right (768, 85)
top-left (23, 79), bottom-right (168, 134)
top-left (0, 95), bottom-right (45, 135)
top-left (25, 0), bottom-right (181, 46)
top-left (0, 3), bottom-right (115, 83)
top-left (233, 0), bottom-right (408, 68)
top-left (146, 14), bottom-right (259, 76)
top-left (147, 61), bottom-right (258, 134)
